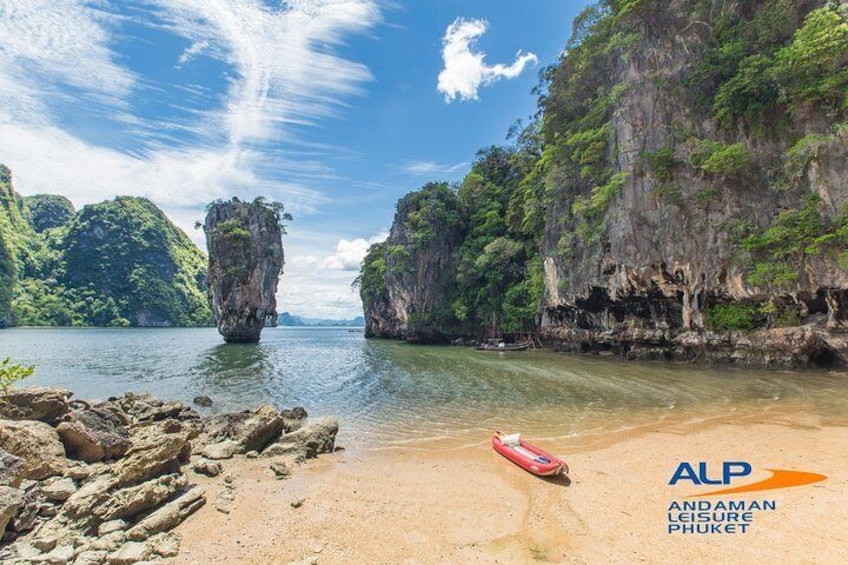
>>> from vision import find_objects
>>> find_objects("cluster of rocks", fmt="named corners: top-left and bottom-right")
top-left (0, 387), bottom-right (339, 564)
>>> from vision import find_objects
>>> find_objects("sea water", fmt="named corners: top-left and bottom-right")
top-left (2, 327), bottom-right (846, 449)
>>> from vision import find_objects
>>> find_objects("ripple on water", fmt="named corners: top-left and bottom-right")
top-left (2, 327), bottom-right (847, 447)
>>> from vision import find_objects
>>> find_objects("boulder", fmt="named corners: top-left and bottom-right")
top-left (192, 459), bottom-right (222, 477)
top-left (202, 405), bottom-right (285, 454)
top-left (193, 396), bottom-right (213, 407)
top-left (0, 387), bottom-right (70, 424)
top-left (125, 486), bottom-right (205, 541)
top-left (281, 406), bottom-right (308, 432)
top-left (109, 541), bottom-right (151, 565)
top-left (93, 474), bottom-right (187, 522)
top-left (56, 410), bottom-right (131, 463)
top-left (75, 550), bottom-right (109, 565)
top-left (101, 392), bottom-right (199, 424)
top-left (263, 417), bottom-right (339, 460)
top-left (112, 422), bottom-right (193, 485)
top-left (200, 440), bottom-right (237, 461)
top-left (40, 477), bottom-right (77, 502)
top-left (0, 448), bottom-right (26, 487)
top-left (98, 519), bottom-right (128, 537)
top-left (0, 485), bottom-right (23, 534)
top-left (148, 531), bottom-right (181, 558)
top-left (9, 487), bottom-right (41, 533)
top-left (0, 420), bottom-right (67, 480)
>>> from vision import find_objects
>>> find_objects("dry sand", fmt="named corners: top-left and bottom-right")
top-left (174, 412), bottom-right (847, 564)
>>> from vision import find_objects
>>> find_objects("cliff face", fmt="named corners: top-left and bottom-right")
top-left (360, 1), bottom-right (848, 367)
top-left (538, 0), bottom-right (848, 366)
top-left (204, 198), bottom-right (285, 343)
top-left (360, 183), bottom-right (463, 343)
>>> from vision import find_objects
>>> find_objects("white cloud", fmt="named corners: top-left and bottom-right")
top-left (399, 160), bottom-right (468, 177)
top-left (321, 232), bottom-right (388, 271)
top-left (0, 0), bottom-right (135, 123)
top-left (437, 17), bottom-right (538, 103)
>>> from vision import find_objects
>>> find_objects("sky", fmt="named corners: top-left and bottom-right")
top-left (0, 0), bottom-right (591, 319)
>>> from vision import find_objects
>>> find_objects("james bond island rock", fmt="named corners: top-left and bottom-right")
top-left (359, 1), bottom-right (848, 367)
top-left (204, 197), bottom-right (287, 343)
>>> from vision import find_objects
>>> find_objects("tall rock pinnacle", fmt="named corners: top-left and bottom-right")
top-left (204, 198), bottom-right (286, 343)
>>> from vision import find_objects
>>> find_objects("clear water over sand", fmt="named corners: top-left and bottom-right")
top-left (3, 327), bottom-right (846, 448)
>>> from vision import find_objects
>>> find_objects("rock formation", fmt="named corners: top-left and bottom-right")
top-left (360, 183), bottom-right (464, 343)
top-left (360, 1), bottom-right (848, 367)
top-left (204, 198), bottom-right (285, 343)
top-left (0, 387), bottom-right (338, 564)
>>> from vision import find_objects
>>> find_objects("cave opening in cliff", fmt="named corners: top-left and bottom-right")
top-left (808, 345), bottom-right (841, 369)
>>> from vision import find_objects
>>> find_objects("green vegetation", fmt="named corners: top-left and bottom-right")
top-left (359, 0), bottom-right (848, 339)
top-left (24, 194), bottom-right (75, 232)
top-left (705, 303), bottom-right (758, 332)
top-left (742, 194), bottom-right (848, 289)
top-left (0, 166), bottom-right (213, 327)
top-left (0, 357), bottom-right (34, 395)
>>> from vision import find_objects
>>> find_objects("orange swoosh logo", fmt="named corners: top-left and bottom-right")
top-left (688, 469), bottom-right (827, 498)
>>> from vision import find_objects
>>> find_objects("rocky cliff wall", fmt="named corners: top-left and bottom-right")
top-left (361, 183), bottom-right (463, 343)
top-left (539, 0), bottom-right (848, 366)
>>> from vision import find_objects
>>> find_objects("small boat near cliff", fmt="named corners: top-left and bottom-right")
top-left (475, 339), bottom-right (531, 351)
top-left (492, 432), bottom-right (568, 477)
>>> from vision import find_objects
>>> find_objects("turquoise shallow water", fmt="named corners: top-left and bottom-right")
top-left (2, 327), bottom-right (846, 447)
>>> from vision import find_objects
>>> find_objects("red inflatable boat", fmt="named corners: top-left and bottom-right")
top-left (492, 432), bottom-right (568, 477)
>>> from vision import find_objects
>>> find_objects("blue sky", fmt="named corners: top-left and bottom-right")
top-left (0, 0), bottom-right (591, 318)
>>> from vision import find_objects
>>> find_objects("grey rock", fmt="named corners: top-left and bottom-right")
top-left (0, 420), bottom-right (68, 480)
top-left (108, 541), bottom-right (151, 565)
top-left (263, 417), bottom-right (339, 460)
top-left (94, 473), bottom-right (187, 522)
top-left (88, 531), bottom-right (127, 553)
top-left (8, 486), bottom-right (40, 533)
top-left (201, 405), bottom-right (286, 454)
top-left (269, 459), bottom-right (290, 480)
top-left (74, 550), bottom-right (109, 565)
top-left (193, 396), bottom-right (213, 407)
top-left (29, 537), bottom-right (57, 552)
top-left (40, 477), bottom-right (77, 502)
top-left (56, 410), bottom-right (130, 463)
top-left (192, 459), bottom-right (222, 477)
top-left (9, 541), bottom-right (41, 558)
top-left (125, 486), bottom-right (205, 541)
top-left (148, 532), bottom-right (180, 558)
top-left (40, 544), bottom-right (74, 565)
top-left (200, 440), bottom-right (237, 461)
top-left (0, 387), bottom-right (70, 424)
top-left (97, 519), bottom-right (128, 537)
top-left (0, 448), bottom-right (26, 487)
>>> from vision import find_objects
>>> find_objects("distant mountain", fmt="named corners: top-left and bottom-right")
top-left (277, 312), bottom-right (364, 327)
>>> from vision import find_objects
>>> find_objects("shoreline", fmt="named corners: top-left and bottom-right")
top-left (172, 412), bottom-right (847, 564)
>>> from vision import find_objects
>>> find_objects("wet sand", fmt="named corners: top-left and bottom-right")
top-left (173, 414), bottom-right (847, 564)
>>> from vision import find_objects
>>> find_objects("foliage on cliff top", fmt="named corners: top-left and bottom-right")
top-left (24, 194), bottom-right (75, 233)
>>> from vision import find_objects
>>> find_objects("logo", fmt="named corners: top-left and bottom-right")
top-left (666, 461), bottom-right (826, 534)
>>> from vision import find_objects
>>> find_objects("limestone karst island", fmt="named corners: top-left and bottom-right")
top-left (1, 1), bottom-right (847, 563)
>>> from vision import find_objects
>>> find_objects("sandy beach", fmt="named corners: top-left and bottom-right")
top-left (173, 411), bottom-right (847, 564)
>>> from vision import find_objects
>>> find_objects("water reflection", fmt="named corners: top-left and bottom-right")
top-left (3, 327), bottom-right (847, 447)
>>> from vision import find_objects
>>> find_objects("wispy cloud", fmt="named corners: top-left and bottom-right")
top-left (437, 17), bottom-right (537, 103)
top-left (0, 0), bottom-right (135, 122)
top-left (397, 160), bottom-right (469, 177)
